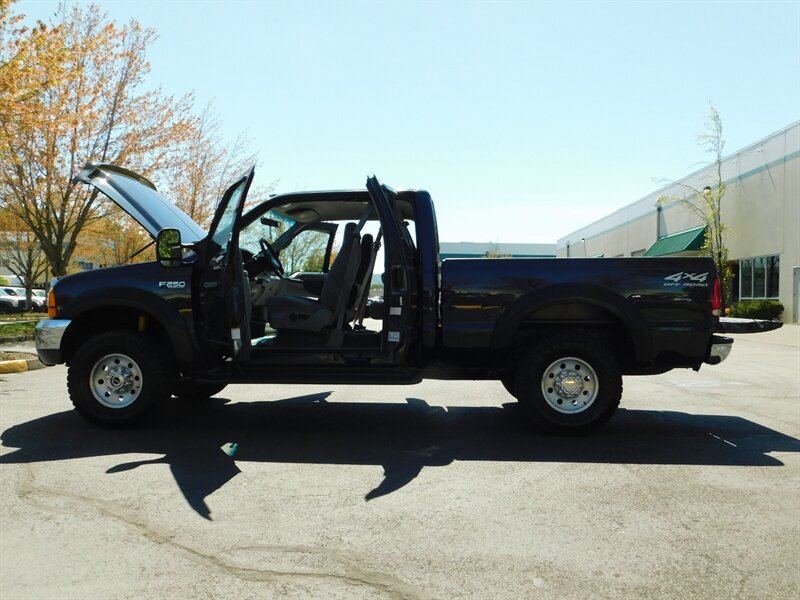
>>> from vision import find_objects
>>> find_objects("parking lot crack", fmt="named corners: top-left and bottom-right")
top-left (14, 462), bottom-right (428, 600)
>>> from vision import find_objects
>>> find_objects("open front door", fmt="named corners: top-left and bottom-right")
top-left (197, 167), bottom-right (255, 363)
top-left (366, 176), bottom-right (418, 366)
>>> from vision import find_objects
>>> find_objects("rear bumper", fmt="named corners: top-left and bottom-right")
top-left (718, 317), bottom-right (783, 334)
top-left (34, 319), bottom-right (71, 365)
top-left (705, 335), bottom-right (733, 365)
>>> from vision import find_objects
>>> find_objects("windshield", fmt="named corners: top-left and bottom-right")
top-left (210, 180), bottom-right (247, 255)
top-left (240, 210), bottom-right (297, 255)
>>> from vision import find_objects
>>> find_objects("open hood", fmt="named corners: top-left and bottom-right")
top-left (74, 163), bottom-right (206, 243)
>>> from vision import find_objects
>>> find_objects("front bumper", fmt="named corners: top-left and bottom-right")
top-left (34, 319), bottom-right (71, 365)
top-left (705, 334), bottom-right (733, 365)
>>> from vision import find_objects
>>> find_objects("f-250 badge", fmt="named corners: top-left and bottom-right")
top-left (158, 281), bottom-right (186, 289)
top-left (663, 272), bottom-right (709, 287)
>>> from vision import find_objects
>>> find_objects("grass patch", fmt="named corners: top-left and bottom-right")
top-left (0, 320), bottom-right (38, 340)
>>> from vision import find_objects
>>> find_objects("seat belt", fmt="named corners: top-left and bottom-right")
top-left (355, 231), bottom-right (382, 326)
top-left (355, 205), bottom-right (374, 233)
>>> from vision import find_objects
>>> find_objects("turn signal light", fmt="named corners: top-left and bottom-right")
top-left (47, 288), bottom-right (57, 317)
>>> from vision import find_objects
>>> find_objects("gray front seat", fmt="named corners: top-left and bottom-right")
top-left (265, 222), bottom-right (361, 333)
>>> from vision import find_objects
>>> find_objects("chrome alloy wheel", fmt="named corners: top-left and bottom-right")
top-left (541, 356), bottom-right (599, 414)
top-left (89, 353), bottom-right (143, 409)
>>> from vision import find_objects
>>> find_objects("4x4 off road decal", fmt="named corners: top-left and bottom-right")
top-left (663, 272), bottom-right (709, 287)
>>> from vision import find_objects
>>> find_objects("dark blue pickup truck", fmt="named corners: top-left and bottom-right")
top-left (36, 164), bottom-right (771, 433)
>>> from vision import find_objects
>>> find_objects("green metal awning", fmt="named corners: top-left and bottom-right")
top-left (644, 226), bottom-right (706, 257)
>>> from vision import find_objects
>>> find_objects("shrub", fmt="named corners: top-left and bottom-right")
top-left (729, 300), bottom-right (784, 320)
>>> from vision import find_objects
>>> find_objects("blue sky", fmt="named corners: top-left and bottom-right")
top-left (19, 0), bottom-right (800, 244)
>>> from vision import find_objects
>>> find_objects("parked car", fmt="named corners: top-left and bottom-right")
top-left (35, 163), bottom-right (778, 432)
top-left (0, 287), bottom-right (26, 313)
top-left (30, 289), bottom-right (47, 311)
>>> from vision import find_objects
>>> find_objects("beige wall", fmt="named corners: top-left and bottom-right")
top-left (557, 122), bottom-right (800, 322)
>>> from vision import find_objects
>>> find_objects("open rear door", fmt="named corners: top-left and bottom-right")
top-left (197, 167), bottom-right (256, 362)
top-left (366, 176), bottom-right (418, 366)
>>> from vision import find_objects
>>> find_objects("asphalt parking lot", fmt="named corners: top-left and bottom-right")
top-left (1, 327), bottom-right (798, 599)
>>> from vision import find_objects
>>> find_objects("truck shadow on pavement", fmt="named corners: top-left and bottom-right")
top-left (2, 393), bottom-right (799, 519)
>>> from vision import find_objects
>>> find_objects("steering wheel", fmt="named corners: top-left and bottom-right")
top-left (259, 238), bottom-right (284, 276)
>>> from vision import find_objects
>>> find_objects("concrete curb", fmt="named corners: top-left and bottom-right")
top-left (0, 354), bottom-right (45, 374)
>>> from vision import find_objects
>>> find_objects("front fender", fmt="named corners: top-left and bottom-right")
top-left (61, 286), bottom-right (198, 372)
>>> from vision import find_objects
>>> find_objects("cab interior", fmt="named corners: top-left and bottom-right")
top-left (235, 191), bottom-right (417, 361)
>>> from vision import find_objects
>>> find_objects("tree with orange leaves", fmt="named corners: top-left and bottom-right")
top-left (0, 1), bottom-right (197, 276)
top-left (74, 206), bottom-right (153, 270)
top-left (166, 104), bottom-right (262, 228)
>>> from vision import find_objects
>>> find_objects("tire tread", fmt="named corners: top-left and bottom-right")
top-left (67, 330), bottom-right (170, 427)
top-left (514, 331), bottom-right (622, 434)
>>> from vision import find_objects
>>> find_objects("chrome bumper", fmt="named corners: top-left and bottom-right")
top-left (718, 317), bottom-right (783, 334)
top-left (34, 319), bottom-right (71, 365)
top-left (705, 335), bottom-right (733, 365)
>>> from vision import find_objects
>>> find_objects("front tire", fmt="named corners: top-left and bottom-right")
top-left (514, 332), bottom-right (622, 434)
top-left (67, 331), bottom-right (170, 426)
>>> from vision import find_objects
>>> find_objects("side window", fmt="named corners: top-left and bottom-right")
top-left (281, 228), bottom-right (334, 276)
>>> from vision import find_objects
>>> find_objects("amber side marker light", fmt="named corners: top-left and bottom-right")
top-left (47, 288), bottom-right (57, 317)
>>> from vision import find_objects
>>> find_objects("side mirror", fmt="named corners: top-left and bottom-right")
top-left (157, 228), bottom-right (182, 267)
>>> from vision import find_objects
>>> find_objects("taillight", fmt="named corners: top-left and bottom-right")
top-left (711, 276), bottom-right (721, 317)
top-left (47, 288), bottom-right (57, 317)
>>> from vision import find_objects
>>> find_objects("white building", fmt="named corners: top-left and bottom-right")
top-left (439, 242), bottom-right (556, 260)
top-left (557, 122), bottom-right (800, 322)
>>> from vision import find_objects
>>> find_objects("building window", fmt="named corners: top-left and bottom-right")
top-left (739, 255), bottom-right (780, 299)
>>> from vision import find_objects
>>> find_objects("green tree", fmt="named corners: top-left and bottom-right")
top-left (660, 105), bottom-right (733, 305)
top-left (281, 229), bottom-right (329, 275)
top-left (301, 247), bottom-right (327, 272)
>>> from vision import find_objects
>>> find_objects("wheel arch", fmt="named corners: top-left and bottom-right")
top-left (490, 283), bottom-right (653, 368)
top-left (61, 293), bottom-right (197, 373)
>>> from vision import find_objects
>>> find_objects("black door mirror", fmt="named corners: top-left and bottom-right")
top-left (157, 228), bottom-right (182, 267)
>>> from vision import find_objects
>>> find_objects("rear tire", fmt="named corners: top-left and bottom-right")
top-left (67, 330), bottom-right (170, 426)
top-left (514, 332), bottom-right (622, 434)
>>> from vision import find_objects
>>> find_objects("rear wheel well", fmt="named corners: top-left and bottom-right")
top-left (62, 307), bottom-right (175, 370)
top-left (503, 304), bottom-right (637, 373)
